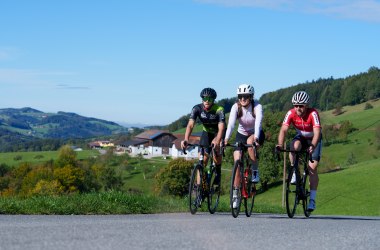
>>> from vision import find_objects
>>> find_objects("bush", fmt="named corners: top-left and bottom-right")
top-left (13, 155), bottom-right (22, 161)
top-left (31, 179), bottom-right (64, 196)
top-left (53, 166), bottom-right (85, 193)
top-left (155, 158), bottom-right (194, 197)
top-left (364, 103), bottom-right (373, 110)
top-left (91, 163), bottom-right (123, 191)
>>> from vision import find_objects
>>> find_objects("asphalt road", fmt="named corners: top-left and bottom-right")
top-left (1, 213), bottom-right (379, 250)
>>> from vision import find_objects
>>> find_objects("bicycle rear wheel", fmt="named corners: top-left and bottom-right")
top-left (302, 168), bottom-right (311, 217)
top-left (207, 166), bottom-right (221, 214)
top-left (230, 160), bottom-right (243, 218)
top-left (243, 168), bottom-right (255, 217)
top-left (189, 164), bottom-right (202, 215)
top-left (286, 165), bottom-right (298, 218)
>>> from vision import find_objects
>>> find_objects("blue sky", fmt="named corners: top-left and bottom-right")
top-left (1, 0), bottom-right (379, 126)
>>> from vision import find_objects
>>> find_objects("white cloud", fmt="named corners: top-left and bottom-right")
top-left (56, 84), bottom-right (90, 90)
top-left (0, 47), bottom-right (19, 61)
top-left (0, 68), bottom-right (76, 86)
top-left (195, 0), bottom-right (380, 22)
top-left (0, 69), bottom-right (44, 85)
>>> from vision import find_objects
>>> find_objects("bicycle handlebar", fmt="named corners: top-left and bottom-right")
top-left (182, 143), bottom-right (218, 156)
top-left (223, 142), bottom-right (258, 158)
top-left (224, 142), bottom-right (257, 148)
top-left (274, 146), bottom-right (314, 163)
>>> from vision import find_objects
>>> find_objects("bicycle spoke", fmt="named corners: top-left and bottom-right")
top-left (244, 168), bottom-right (255, 217)
top-left (207, 167), bottom-right (221, 214)
top-left (286, 166), bottom-right (298, 218)
top-left (231, 160), bottom-right (243, 218)
top-left (302, 169), bottom-right (311, 217)
top-left (189, 165), bottom-right (202, 215)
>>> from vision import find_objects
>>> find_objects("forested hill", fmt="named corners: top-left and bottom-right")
top-left (0, 107), bottom-right (128, 140)
top-left (259, 66), bottom-right (380, 112)
top-left (166, 66), bottom-right (380, 132)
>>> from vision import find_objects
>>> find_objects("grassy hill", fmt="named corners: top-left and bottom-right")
top-left (319, 99), bottom-right (380, 167)
top-left (1, 101), bottom-right (379, 216)
top-left (171, 100), bottom-right (380, 216)
top-left (259, 100), bottom-right (380, 215)
top-left (0, 107), bottom-right (128, 139)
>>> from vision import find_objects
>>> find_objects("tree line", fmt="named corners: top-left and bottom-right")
top-left (259, 66), bottom-right (380, 112)
top-left (164, 67), bottom-right (379, 132)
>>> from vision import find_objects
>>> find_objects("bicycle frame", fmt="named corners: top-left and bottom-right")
top-left (276, 147), bottom-right (312, 218)
top-left (234, 142), bottom-right (257, 199)
top-left (226, 142), bottom-right (257, 218)
top-left (185, 143), bottom-right (221, 214)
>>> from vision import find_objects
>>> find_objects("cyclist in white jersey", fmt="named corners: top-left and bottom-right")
top-left (224, 84), bottom-right (264, 207)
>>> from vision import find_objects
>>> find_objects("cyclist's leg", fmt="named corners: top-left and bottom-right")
top-left (247, 134), bottom-right (259, 182)
top-left (233, 150), bottom-right (241, 187)
top-left (210, 136), bottom-right (222, 184)
top-left (289, 135), bottom-right (303, 164)
top-left (308, 139), bottom-right (322, 210)
top-left (199, 131), bottom-right (211, 185)
top-left (233, 133), bottom-right (247, 187)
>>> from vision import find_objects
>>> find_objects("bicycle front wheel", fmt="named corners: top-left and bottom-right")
top-left (189, 164), bottom-right (202, 215)
top-left (230, 160), bottom-right (243, 218)
top-left (244, 168), bottom-right (255, 217)
top-left (302, 169), bottom-right (311, 217)
top-left (207, 166), bottom-right (221, 214)
top-left (286, 165), bottom-right (298, 218)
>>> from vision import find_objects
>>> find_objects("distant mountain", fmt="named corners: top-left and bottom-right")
top-left (0, 107), bottom-right (129, 139)
top-left (116, 121), bottom-right (154, 128)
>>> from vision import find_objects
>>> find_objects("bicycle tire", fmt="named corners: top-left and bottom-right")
top-left (286, 165), bottom-right (298, 218)
top-left (230, 160), bottom-right (243, 218)
top-left (302, 168), bottom-right (311, 217)
top-left (243, 168), bottom-right (255, 217)
top-left (207, 166), bottom-right (221, 214)
top-left (189, 164), bottom-right (202, 215)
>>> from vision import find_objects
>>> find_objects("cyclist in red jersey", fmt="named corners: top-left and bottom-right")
top-left (276, 91), bottom-right (322, 212)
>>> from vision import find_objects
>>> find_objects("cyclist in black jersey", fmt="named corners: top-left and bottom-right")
top-left (181, 87), bottom-right (226, 184)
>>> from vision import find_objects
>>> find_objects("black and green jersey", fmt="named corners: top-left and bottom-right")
top-left (189, 103), bottom-right (225, 134)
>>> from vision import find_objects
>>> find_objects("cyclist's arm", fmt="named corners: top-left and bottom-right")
top-left (254, 103), bottom-right (263, 142)
top-left (213, 121), bottom-right (225, 146)
top-left (310, 109), bottom-right (322, 151)
top-left (182, 119), bottom-right (195, 149)
top-left (225, 104), bottom-right (238, 143)
top-left (277, 124), bottom-right (289, 148)
top-left (310, 126), bottom-right (321, 150)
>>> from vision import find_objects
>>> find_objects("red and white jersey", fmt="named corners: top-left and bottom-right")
top-left (282, 108), bottom-right (321, 139)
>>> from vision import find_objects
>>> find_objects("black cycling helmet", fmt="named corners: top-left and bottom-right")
top-left (200, 87), bottom-right (217, 99)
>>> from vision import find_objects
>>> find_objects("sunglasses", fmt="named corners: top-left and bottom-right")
top-left (294, 105), bottom-right (305, 108)
top-left (238, 94), bottom-right (251, 100)
top-left (202, 96), bottom-right (215, 102)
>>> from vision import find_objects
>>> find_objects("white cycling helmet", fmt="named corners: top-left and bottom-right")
top-left (292, 91), bottom-right (310, 105)
top-left (237, 84), bottom-right (254, 95)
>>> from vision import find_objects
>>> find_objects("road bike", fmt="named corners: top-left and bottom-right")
top-left (184, 143), bottom-right (221, 214)
top-left (226, 142), bottom-right (258, 218)
top-left (276, 147), bottom-right (313, 218)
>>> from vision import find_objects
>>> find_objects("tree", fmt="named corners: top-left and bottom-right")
top-left (155, 158), bottom-right (194, 196)
top-left (55, 145), bottom-right (77, 168)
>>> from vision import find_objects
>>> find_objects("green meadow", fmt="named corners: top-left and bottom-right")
top-left (0, 150), bottom-right (100, 167)
top-left (0, 100), bottom-right (379, 215)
